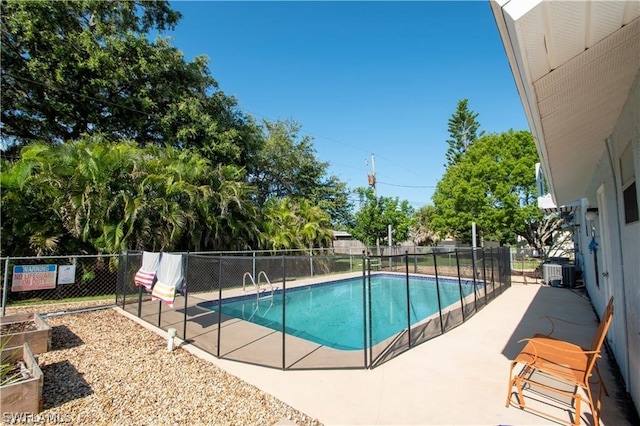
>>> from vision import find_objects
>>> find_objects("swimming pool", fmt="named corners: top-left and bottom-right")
top-left (202, 274), bottom-right (478, 350)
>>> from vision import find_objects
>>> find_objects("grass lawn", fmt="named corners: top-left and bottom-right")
top-left (511, 259), bottom-right (543, 270)
top-left (6, 294), bottom-right (116, 307)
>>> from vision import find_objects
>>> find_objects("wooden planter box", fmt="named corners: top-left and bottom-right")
top-left (1, 343), bottom-right (43, 414)
top-left (0, 313), bottom-right (52, 354)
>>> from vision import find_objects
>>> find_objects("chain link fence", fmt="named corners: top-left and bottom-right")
top-left (510, 247), bottom-right (544, 285)
top-left (1, 254), bottom-right (119, 315)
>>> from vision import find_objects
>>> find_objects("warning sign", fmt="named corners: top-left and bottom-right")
top-left (12, 264), bottom-right (58, 292)
top-left (57, 264), bottom-right (77, 285)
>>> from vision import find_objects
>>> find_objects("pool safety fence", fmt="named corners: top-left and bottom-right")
top-left (116, 247), bottom-right (511, 370)
top-left (0, 248), bottom-right (509, 369)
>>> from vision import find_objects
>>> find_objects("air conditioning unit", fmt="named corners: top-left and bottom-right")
top-left (543, 263), bottom-right (563, 287)
top-left (562, 264), bottom-right (577, 288)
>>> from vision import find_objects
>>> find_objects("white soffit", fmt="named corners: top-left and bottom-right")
top-left (493, 0), bottom-right (640, 205)
top-left (538, 194), bottom-right (580, 213)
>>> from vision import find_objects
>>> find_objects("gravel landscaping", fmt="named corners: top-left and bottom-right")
top-left (2, 304), bottom-right (321, 426)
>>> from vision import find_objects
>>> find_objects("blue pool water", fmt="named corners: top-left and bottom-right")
top-left (202, 274), bottom-right (477, 350)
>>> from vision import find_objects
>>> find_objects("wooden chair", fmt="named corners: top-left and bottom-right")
top-left (506, 297), bottom-right (613, 425)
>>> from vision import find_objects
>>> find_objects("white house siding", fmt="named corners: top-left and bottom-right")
top-left (584, 69), bottom-right (640, 411)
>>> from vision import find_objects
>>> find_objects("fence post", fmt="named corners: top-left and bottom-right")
top-left (455, 249), bottom-right (466, 322)
top-left (361, 250), bottom-right (368, 369)
top-left (182, 252), bottom-right (189, 340)
top-left (122, 250), bottom-right (128, 309)
top-left (490, 248), bottom-right (495, 296)
top-left (216, 254), bottom-right (223, 358)
top-left (506, 248), bottom-right (512, 287)
top-left (432, 250), bottom-right (444, 334)
top-left (137, 282), bottom-right (143, 318)
top-left (481, 249), bottom-right (488, 304)
top-left (349, 249), bottom-right (353, 272)
top-left (282, 255), bottom-right (286, 370)
top-left (252, 251), bottom-right (256, 283)
top-left (2, 257), bottom-right (10, 316)
top-left (405, 251), bottom-right (411, 348)
top-left (157, 299), bottom-right (162, 327)
top-left (367, 251), bottom-right (374, 368)
top-left (471, 248), bottom-right (478, 310)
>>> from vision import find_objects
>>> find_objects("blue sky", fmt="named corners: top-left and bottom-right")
top-left (165, 1), bottom-right (529, 208)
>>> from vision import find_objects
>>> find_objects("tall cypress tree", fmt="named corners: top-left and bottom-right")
top-left (444, 99), bottom-right (483, 167)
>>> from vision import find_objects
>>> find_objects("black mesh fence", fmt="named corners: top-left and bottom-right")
top-left (2, 247), bottom-right (511, 370)
top-left (115, 247), bottom-right (510, 370)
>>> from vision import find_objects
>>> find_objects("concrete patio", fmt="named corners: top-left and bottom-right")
top-left (120, 282), bottom-right (638, 425)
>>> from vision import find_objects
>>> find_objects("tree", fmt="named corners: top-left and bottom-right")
top-left (1, 146), bottom-right (73, 256)
top-left (259, 197), bottom-right (333, 251)
top-left (1, 138), bottom-right (140, 255)
top-left (350, 188), bottom-right (416, 248)
top-left (2, 1), bottom-right (176, 145)
top-left (432, 130), bottom-right (555, 249)
top-left (186, 162), bottom-right (259, 251)
top-left (0, 136), bottom-right (258, 255)
top-left (249, 119), bottom-right (353, 226)
top-left (309, 175), bottom-right (354, 229)
top-left (411, 205), bottom-right (439, 246)
top-left (1, 2), bottom-right (352, 255)
top-left (531, 213), bottom-right (569, 259)
top-left (1, 0), bottom-right (260, 167)
top-left (444, 99), bottom-right (483, 167)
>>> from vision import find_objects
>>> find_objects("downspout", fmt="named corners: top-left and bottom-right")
top-left (606, 137), bottom-right (630, 387)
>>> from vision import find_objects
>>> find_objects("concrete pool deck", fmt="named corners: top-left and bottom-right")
top-left (119, 283), bottom-right (638, 425)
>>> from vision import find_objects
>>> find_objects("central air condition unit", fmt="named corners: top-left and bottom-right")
top-left (543, 263), bottom-right (563, 287)
top-left (562, 264), bottom-right (577, 288)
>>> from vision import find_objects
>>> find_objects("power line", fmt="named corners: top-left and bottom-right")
top-left (237, 105), bottom-right (433, 179)
top-left (234, 105), bottom-right (373, 155)
top-left (377, 181), bottom-right (436, 189)
top-left (5, 72), bottom-right (382, 158)
top-left (372, 154), bottom-right (431, 181)
top-left (3, 73), bottom-right (151, 117)
top-left (4, 73), bottom-right (440, 190)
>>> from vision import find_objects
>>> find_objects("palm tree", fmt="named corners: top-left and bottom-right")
top-left (136, 145), bottom-right (204, 251)
top-left (204, 165), bottom-right (259, 251)
top-left (2, 137), bottom-right (262, 255)
top-left (1, 148), bottom-right (65, 255)
top-left (296, 198), bottom-right (333, 249)
top-left (54, 137), bottom-right (140, 253)
top-left (260, 197), bottom-right (333, 251)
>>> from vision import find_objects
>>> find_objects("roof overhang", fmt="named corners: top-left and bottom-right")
top-left (538, 193), bottom-right (581, 214)
top-left (490, 0), bottom-right (640, 206)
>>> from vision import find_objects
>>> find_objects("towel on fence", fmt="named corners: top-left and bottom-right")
top-left (151, 253), bottom-right (184, 308)
top-left (134, 251), bottom-right (161, 291)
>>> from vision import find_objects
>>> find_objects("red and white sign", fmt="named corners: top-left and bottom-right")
top-left (12, 264), bottom-right (58, 292)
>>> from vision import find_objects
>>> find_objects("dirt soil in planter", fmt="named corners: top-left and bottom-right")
top-left (1, 363), bottom-right (31, 382)
top-left (1, 321), bottom-right (40, 334)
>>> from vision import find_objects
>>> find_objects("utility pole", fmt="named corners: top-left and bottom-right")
top-left (368, 153), bottom-right (381, 255)
top-left (367, 153), bottom-right (377, 199)
top-left (371, 153), bottom-right (377, 199)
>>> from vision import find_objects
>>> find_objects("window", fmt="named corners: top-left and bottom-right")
top-left (620, 142), bottom-right (638, 224)
top-left (623, 181), bottom-right (638, 223)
